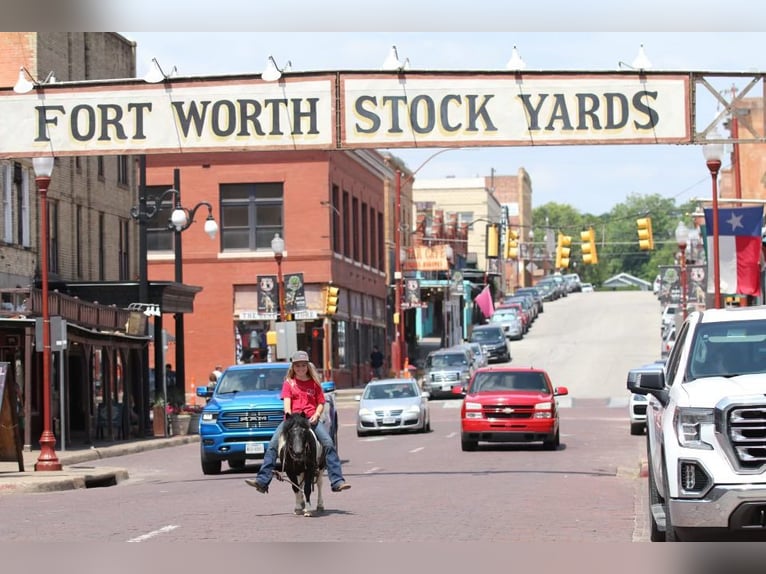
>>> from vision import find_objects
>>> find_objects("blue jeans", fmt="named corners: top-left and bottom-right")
top-left (255, 419), bottom-right (345, 488)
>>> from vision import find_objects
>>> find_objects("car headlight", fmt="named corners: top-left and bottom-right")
top-left (674, 408), bottom-right (714, 450)
top-left (533, 401), bottom-right (552, 419)
top-left (405, 405), bottom-right (421, 414)
top-left (358, 408), bottom-right (374, 417)
top-left (201, 412), bottom-right (218, 422)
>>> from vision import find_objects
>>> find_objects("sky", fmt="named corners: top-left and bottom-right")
top-left (113, 31), bottom-right (766, 215)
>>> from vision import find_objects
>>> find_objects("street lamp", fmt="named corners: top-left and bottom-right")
top-left (703, 130), bottom-right (724, 309)
top-left (271, 233), bottom-right (287, 322)
top-left (32, 155), bottom-right (62, 471)
top-left (675, 221), bottom-right (689, 321)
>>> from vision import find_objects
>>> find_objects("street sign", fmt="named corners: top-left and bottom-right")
top-left (526, 262), bottom-right (537, 273)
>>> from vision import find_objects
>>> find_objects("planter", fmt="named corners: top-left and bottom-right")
top-left (152, 406), bottom-right (167, 437)
top-left (188, 413), bottom-right (201, 434)
top-left (170, 413), bottom-right (191, 436)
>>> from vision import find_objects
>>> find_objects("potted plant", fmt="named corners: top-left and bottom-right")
top-left (183, 404), bottom-right (203, 434)
top-left (151, 396), bottom-right (167, 437)
top-left (167, 403), bottom-right (191, 436)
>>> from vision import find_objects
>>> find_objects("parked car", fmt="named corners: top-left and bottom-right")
top-left (626, 359), bottom-right (665, 435)
top-left (469, 324), bottom-right (511, 363)
top-left (661, 324), bottom-right (677, 359)
top-left (661, 304), bottom-right (678, 334)
top-left (355, 378), bottom-right (430, 437)
top-left (195, 363), bottom-right (337, 475)
top-left (581, 283), bottom-right (594, 293)
top-left (422, 347), bottom-right (474, 398)
top-left (489, 306), bottom-right (524, 340)
top-left (458, 366), bottom-right (568, 451)
top-left (514, 287), bottom-right (544, 314)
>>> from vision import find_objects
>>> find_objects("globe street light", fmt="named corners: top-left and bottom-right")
top-left (703, 130), bottom-right (724, 309)
top-left (675, 221), bottom-right (689, 321)
top-left (271, 233), bottom-right (287, 322)
top-left (32, 155), bottom-right (62, 471)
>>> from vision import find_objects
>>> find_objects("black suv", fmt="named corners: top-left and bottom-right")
top-left (469, 325), bottom-right (511, 363)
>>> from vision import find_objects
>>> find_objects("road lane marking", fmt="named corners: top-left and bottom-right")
top-left (445, 432), bottom-right (457, 438)
top-left (409, 447), bottom-right (424, 453)
top-left (364, 467), bottom-right (382, 474)
top-left (441, 401), bottom-right (462, 409)
top-left (127, 525), bottom-right (179, 542)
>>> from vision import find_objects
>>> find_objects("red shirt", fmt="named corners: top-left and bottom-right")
top-left (280, 377), bottom-right (325, 418)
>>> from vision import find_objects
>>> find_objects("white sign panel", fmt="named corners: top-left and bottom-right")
top-left (342, 74), bottom-right (690, 147)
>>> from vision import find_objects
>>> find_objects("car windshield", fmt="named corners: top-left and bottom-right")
top-left (217, 367), bottom-right (288, 394)
top-left (364, 383), bottom-right (418, 400)
top-left (491, 310), bottom-right (518, 322)
top-left (470, 329), bottom-right (503, 343)
top-left (428, 353), bottom-right (468, 367)
top-left (471, 371), bottom-right (549, 392)
top-left (687, 320), bottom-right (766, 379)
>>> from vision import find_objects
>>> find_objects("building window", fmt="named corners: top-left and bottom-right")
top-left (361, 201), bottom-right (369, 265)
top-left (220, 182), bottom-right (282, 251)
top-left (74, 156), bottom-right (81, 173)
top-left (119, 219), bottom-right (129, 280)
top-left (48, 201), bottom-right (59, 274)
top-left (98, 213), bottom-right (105, 280)
top-left (76, 205), bottom-right (83, 278)
top-left (97, 156), bottom-right (104, 179)
top-left (369, 206), bottom-right (377, 270)
top-left (352, 196), bottom-right (359, 262)
top-left (331, 185), bottom-right (340, 254)
top-left (377, 212), bottom-right (384, 272)
top-left (342, 191), bottom-right (350, 258)
top-left (2, 164), bottom-right (10, 244)
top-left (146, 185), bottom-right (175, 252)
top-left (117, 155), bottom-right (129, 186)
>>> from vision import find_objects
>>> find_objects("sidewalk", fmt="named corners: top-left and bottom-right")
top-left (0, 434), bottom-right (198, 495)
top-left (0, 388), bottom-right (362, 495)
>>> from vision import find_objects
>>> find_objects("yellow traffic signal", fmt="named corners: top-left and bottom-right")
top-left (504, 229), bottom-right (519, 259)
top-left (580, 227), bottom-right (598, 265)
top-left (555, 233), bottom-right (572, 269)
top-left (325, 285), bottom-right (339, 315)
top-left (637, 217), bottom-right (654, 250)
top-left (486, 224), bottom-right (500, 258)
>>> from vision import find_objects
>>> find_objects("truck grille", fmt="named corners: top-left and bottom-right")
top-left (483, 404), bottom-right (533, 420)
top-left (220, 409), bottom-right (282, 430)
top-left (430, 372), bottom-right (459, 383)
top-left (727, 405), bottom-right (766, 470)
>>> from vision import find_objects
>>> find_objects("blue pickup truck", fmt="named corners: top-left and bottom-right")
top-left (196, 362), bottom-right (338, 475)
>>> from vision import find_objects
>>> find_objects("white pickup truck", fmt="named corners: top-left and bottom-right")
top-left (628, 306), bottom-right (766, 542)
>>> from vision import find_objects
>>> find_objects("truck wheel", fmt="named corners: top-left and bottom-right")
top-left (543, 429), bottom-right (560, 450)
top-left (461, 435), bottom-right (477, 451)
top-left (630, 423), bottom-right (644, 436)
top-left (201, 459), bottom-right (222, 475)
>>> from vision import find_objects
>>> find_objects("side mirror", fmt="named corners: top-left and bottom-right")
top-left (451, 385), bottom-right (466, 396)
top-left (554, 386), bottom-right (569, 396)
top-left (321, 381), bottom-right (336, 393)
top-left (196, 386), bottom-right (213, 398)
top-left (421, 391), bottom-right (430, 399)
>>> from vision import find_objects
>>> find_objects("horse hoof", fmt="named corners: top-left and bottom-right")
top-left (303, 511), bottom-right (312, 517)
top-left (316, 505), bottom-right (324, 512)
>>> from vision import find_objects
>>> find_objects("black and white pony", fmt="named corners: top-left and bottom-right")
top-left (276, 413), bottom-right (326, 516)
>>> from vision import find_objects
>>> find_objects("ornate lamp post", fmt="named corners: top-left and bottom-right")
top-left (703, 131), bottom-right (724, 309)
top-left (271, 233), bottom-right (287, 322)
top-left (32, 155), bottom-right (62, 471)
top-left (675, 221), bottom-right (689, 321)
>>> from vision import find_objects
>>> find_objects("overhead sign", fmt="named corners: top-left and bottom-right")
top-left (0, 72), bottom-right (691, 158)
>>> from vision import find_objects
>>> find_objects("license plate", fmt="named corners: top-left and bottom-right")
top-left (382, 417), bottom-right (396, 425)
top-left (245, 442), bottom-right (264, 454)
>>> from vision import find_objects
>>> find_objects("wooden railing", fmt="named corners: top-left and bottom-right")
top-left (0, 287), bottom-right (131, 332)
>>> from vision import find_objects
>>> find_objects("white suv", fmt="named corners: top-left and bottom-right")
top-left (629, 307), bottom-right (766, 541)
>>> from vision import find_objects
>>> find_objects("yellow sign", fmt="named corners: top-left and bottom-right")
top-left (403, 245), bottom-right (449, 271)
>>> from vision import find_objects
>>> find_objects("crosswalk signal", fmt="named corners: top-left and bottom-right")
top-left (637, 217), bottom-right (654, 250)
top-left (504, 229), bottom-right (519, 259)
top-left (555, 233), bottom-right (572, 269)
top-left (580, 227), bottom-right (598, 265)
top-left (324, 285), bottom-right (339, 316)
top-left (311, 326), bottom-right (324, 340)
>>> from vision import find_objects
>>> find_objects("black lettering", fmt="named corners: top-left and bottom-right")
top-left (70, 104), bottom-right (96, 142)
top-left (440, 94), bottom-right (462, 132)
top-left (381, 95), bottom-right (407, 133)
top-left (97, 104), bottom-right (127, 141)
top-left (604, 93), bottom-right (629, 129)
top-left (545, 94), bottom-right (574, 131)
top-left (292, 98), bottom-right (319, 135)
top-left (576, 93), bottom-right (601, 130)
top-left (127, 103), bottom-right (152, 140)
top-left (410, 95), bottom-right (435, 134)
top-left (632, 91), bottom-right (659, 130)
top-left (466, 95), bottom-right (496, 132)
top-left (236, 100), bottom-right (266, 137)
top-left (171, 100), bottom-right (211, 138)
top-left (211, 100), bottom-right (236, 137)
top-left (517, 94), bottom-right (547, 131)
top-left (354, 96), bottom-right (380, 134)
top-left (264, 99), bottom-right (288, 135)
top-left (34, 105), bottom-right (65, 142)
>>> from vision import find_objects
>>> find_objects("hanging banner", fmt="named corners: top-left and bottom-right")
top-left (402, 278), bottom-right (422, 309)
top-left (283, 272), bottom-right (307, 313)
top-left (257, 275), bottom-right (279, 317)
top-left (403, 244), bottom-right (450, 271)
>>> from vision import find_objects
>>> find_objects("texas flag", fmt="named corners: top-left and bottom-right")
top-left (704, 205), bottom-right (764, 296)
top-left (475, 285), bottom-right (494, 319)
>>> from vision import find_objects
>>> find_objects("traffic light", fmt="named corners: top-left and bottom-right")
top-left (580, 227), bottom-right (598, 265)
top-left (637, 217), bottom-right (654, 250)
top-left (504, 229), bottom-right (519, 259)
top-left (324, 285), bottom-right (339, 315)
top-left (311, 326), bottom-right (324, 340)
top-left (486, 223), bottom-right (500, 258)
top-left (555, 233), bottom-right (571, 269)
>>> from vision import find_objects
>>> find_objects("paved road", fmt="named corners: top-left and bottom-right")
top-left (0, 290), bottom-right (656, 542)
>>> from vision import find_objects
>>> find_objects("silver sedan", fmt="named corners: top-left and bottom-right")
top-left (355, 378), bottom-right (431, 437)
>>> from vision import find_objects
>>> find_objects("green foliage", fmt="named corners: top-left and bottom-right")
top-left (532, 194), bottom-right (696, 283)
